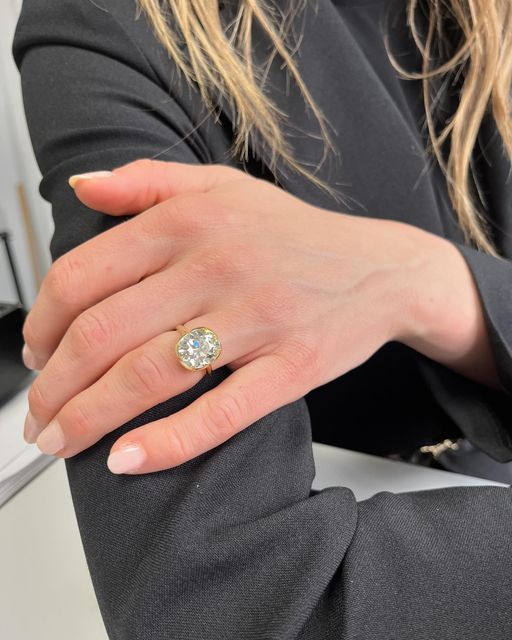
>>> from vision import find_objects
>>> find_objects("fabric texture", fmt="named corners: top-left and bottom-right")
top-left (12, 0), bottom-right (512, 637)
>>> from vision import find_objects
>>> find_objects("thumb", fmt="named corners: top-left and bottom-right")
top-left (68, 158), bottom-right (245, 215)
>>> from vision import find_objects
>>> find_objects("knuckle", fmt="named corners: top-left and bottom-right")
top-left (189, 240), bottom-right (257, 285)
top-left (143, 193), bottom-right (205, 237)
top-left (129, 157), bottom-right (168, 183)
top-left (68, 311), bottom-right (113, 357)
top-left (131, 157), bottom-right (155, 171)
top-left (27, 381), bottom-right (52, 419)
top-left (123, 349), bottom-right (171, 397)
top-left (164, 422), bottom-right (193, 463)
top-left (168, 194), bottom-right (202, 230)
top-left (249, 283), bottom-right (297, 328)
top-left (279, 336), bottom-right (319, 381)
top-left (179, 192), bottom-right (235, 234)
top-left (44, 255), bottom-right (88, 306)
top-left (188, 247), bottom-right (237, 281)
top-left (200, 390), bottom-right (248, 441)
top-left (62, 403), bottom-right (93, 439)
top-left (44, 261), bottom-right (68, 303)
top-left (129, 158), bottom-right (161, 208)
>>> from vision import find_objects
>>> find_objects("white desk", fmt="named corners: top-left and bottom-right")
top-left (0, 392), bottom-right (505, 640)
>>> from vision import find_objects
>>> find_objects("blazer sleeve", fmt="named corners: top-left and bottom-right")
top-left (12, 1), bottom-right (512, 639)
top-left (414, 112), bottom-right (512, 463)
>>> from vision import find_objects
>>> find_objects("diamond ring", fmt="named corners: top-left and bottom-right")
top-left (175, 325), bottom-right (222, 375)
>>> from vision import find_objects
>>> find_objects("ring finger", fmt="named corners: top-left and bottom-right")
top-left (34, 312), bottom-right (263, 457)
top-left (25, 260), bottom-right (205, 437)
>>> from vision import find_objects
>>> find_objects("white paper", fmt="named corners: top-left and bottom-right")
top-left (0, 380), bottom-right (55, 506)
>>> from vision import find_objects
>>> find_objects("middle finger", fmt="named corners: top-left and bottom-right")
top-left (22, 201), bottom-right (182, 367)
top-left (26, 260), bottom-right (206, 437)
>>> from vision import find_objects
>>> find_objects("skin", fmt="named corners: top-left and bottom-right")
top-left (22, 159), bottom-right (501, 474)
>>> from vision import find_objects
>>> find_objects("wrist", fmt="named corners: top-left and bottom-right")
top-left (393, 224), bottom-right (484, 364)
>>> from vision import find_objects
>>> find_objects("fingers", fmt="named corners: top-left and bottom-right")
top-left (24, 158), bottom-right (249, 370)
top-left (106, 352), bottom-right (302, 475)
top-left (32, 311), bottom-right (264, 458)
top-left (24, 159), bottom-right (249, 368)
top-left (25, 263), bottom-right (204, 438)
top-left (69, 158), bottom-right (248, 215)
top-left (22, 210), bottom-right (174, 367)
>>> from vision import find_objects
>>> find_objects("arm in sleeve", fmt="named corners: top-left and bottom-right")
top-left (12, 2), bottom-right (512, 638)
top-left (415, 113), bottom-right (512, 463)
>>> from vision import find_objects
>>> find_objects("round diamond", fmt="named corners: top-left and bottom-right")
top-left (175, 327), bottom-right (222, 371)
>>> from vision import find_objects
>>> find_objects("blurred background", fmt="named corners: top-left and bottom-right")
top-left (1, 0), bottom-right (54, 407)
top-left (0, 16), bottom-right (110, 639)
top-left (1, 0), bottom-right (52, 311)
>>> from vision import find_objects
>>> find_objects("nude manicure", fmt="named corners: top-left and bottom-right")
top-left (22, 343), bottom-right (37, 370)
top-left (68, 171), bottom-right (113, 189)
top-left (36, 419), bottom-right (66, 455)
top-left (24, 411), bottom-right (45, 444)
top-left (107, 443), bottom-right (146, 474)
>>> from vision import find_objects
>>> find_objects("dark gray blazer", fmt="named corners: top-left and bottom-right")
top-left (12, 0), bottom-right (512, 638)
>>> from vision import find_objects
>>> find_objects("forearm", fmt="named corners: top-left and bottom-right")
top-left (395, 222), bottom-right (502, 391)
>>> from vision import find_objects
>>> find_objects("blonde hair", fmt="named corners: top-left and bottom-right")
top-left (136, 0), bottom-right (512, 255)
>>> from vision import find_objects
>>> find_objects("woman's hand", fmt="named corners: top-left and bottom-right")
top-left (22, 159), bottom-right (497, 474)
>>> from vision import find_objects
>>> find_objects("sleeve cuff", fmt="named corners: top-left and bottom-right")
top-left (413, 242), bottom-right (512, 463)
top-left (455, 243), bottom-right (512, 393)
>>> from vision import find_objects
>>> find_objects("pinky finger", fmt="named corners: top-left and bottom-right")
top-left (106, 353), bottom-right (302, 475)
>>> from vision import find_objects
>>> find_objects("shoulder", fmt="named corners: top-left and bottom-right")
top-left (12, 0), bottom-right (170, 89)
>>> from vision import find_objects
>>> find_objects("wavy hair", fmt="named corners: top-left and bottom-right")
top-left (136, 0), bottom-right (512, 255)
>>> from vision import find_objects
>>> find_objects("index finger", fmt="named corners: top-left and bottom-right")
top-left (22, 198), bottom-right (184, 366)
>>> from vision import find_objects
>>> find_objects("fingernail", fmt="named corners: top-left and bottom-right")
top-left (36, 419), bottom-right (66, 455)
top-left (68, 171), bottom-right (113, 189)
top-left (107, 443), bottom-right (146, 474)
top-left (22, 343), bottom-right (37, 370)
top-left (24, 411), bottom-right (45, 444)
